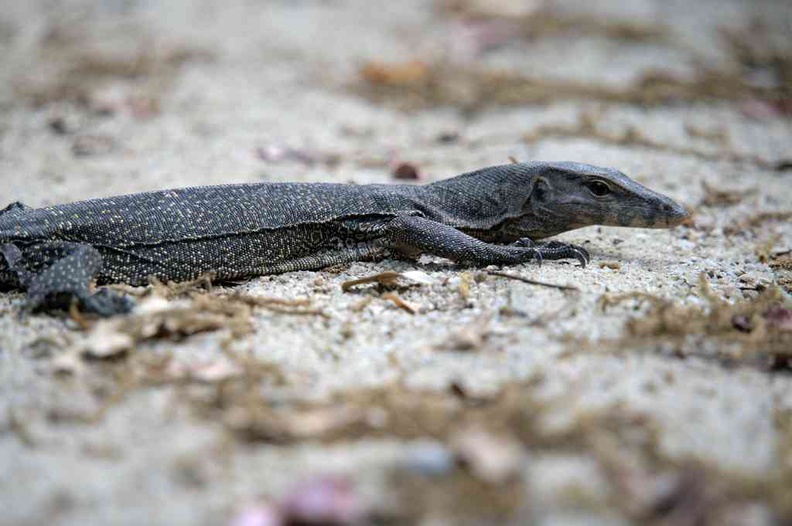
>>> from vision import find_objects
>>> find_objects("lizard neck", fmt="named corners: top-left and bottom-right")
top-left (417, 167), bottom-right (540, 239)
top-left (418, 169), bottom-right (583, 241)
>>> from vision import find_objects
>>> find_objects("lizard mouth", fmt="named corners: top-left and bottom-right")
top-left (657, 200), bottom-right (690, 227)
top-left (627, 193), bottom-right (689, 229)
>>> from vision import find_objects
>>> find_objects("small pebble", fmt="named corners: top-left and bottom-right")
top-left (391, 162), bottom-right (421, 180)
top-left (403, 442), bottom-right (454, 477)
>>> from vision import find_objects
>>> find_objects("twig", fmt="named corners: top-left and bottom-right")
top-left (488, 270), bottom-right (580, 292)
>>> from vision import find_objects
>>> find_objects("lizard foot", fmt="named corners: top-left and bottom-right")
top-left (81, 289), bottom-right (135, 317)
top-left (534, 241), bottom-right (590, 268)
top-left (21, 241), bottom-right (133, 317)
top-left (30, 288), bottom-right (134, 317)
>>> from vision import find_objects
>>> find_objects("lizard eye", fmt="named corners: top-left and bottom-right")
top-left (586, 180), bottom-right (611, 197)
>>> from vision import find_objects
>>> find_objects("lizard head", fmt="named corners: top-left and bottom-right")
top-left (503, 161), bottom-right (689, 239)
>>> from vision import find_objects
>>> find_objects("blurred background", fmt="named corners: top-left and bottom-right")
top-left (0, 1), bottom-right (790, 525)
top-left (1, 0), bottom-right (789, 200)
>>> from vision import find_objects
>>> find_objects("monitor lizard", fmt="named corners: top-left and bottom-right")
top-left (0, 161), bottom-right (688, 315)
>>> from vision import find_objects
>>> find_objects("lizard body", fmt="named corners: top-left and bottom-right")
top-left (0, 162), bottom-right (688, 315)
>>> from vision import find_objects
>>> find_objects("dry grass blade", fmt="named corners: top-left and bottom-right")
top-left (228, 293), bottom-right (325, 316)
top-left (342, 271), bottom-right (404, 291)
top-left (382, 292), bottom-right (421, 314)
top-left (488, 270), bottom-right (579, 292)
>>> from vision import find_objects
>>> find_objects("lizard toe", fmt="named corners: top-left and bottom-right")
top-left (533, 241), bottom-right (589, 268)
top-left (511, 237), bottom-right (535, 248)
top-left (570, 246), bottom-right (588, 268)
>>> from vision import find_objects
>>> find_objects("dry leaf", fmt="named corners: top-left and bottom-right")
top-left (360, 60), bottom-right (429, 86)
top-left (598, 261), bottom-right (622, 270)
top-left (342, 270), bottom-right (435, 291)
top-left (381, 292), bottom-right (421, 314)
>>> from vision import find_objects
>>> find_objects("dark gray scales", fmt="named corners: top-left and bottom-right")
top-left (0, 162), bottom-right (688, 316)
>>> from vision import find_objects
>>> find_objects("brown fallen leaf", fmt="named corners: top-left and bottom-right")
top-left (341, 270), bottom-right (435, 292)
top-left (382, 292), bottom-right (421, 314)
top-left (360, 60), bottom-right (430, 86)
top-left (598, 261), bottom-right (622, 270)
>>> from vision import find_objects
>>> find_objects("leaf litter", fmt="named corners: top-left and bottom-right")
top-left (55, 274), bottom-right (321, 371)
top-left (186, 374), bottom-right (791, 524)
top-left (599, 274), bottom-right (792, 370)
top-left (342, 270), bottom-right (436, 314)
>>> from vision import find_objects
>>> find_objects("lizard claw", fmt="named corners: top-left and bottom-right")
top-left (570, 246), bottom-right (588, 268)
top-left (560, 243), bottom-right (589, 267)
top-left (532, 241), bottom-right (590, 268)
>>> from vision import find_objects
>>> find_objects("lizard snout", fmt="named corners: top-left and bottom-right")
top-left (661, 199), bottom-right (689, 227)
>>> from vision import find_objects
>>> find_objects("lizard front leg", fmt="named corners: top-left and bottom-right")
top-left (8, 241), bottom-right (132, 316)
top-left (386, 216), bottom-right (587, 267)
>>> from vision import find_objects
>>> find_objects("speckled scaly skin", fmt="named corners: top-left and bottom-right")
top-left (0, 162), bottom-right (688, 315)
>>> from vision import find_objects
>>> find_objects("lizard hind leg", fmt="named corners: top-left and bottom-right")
top-left (19, 242), bottom-right (133, 316)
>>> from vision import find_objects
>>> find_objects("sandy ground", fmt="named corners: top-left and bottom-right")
top-left (0, 1), bottom-right (791, 525)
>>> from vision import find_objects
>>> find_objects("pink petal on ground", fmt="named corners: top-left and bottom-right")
top-left (229, 503), bottom-right (283, 526)
top-left (280, 475), bottom-right (365, 525)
